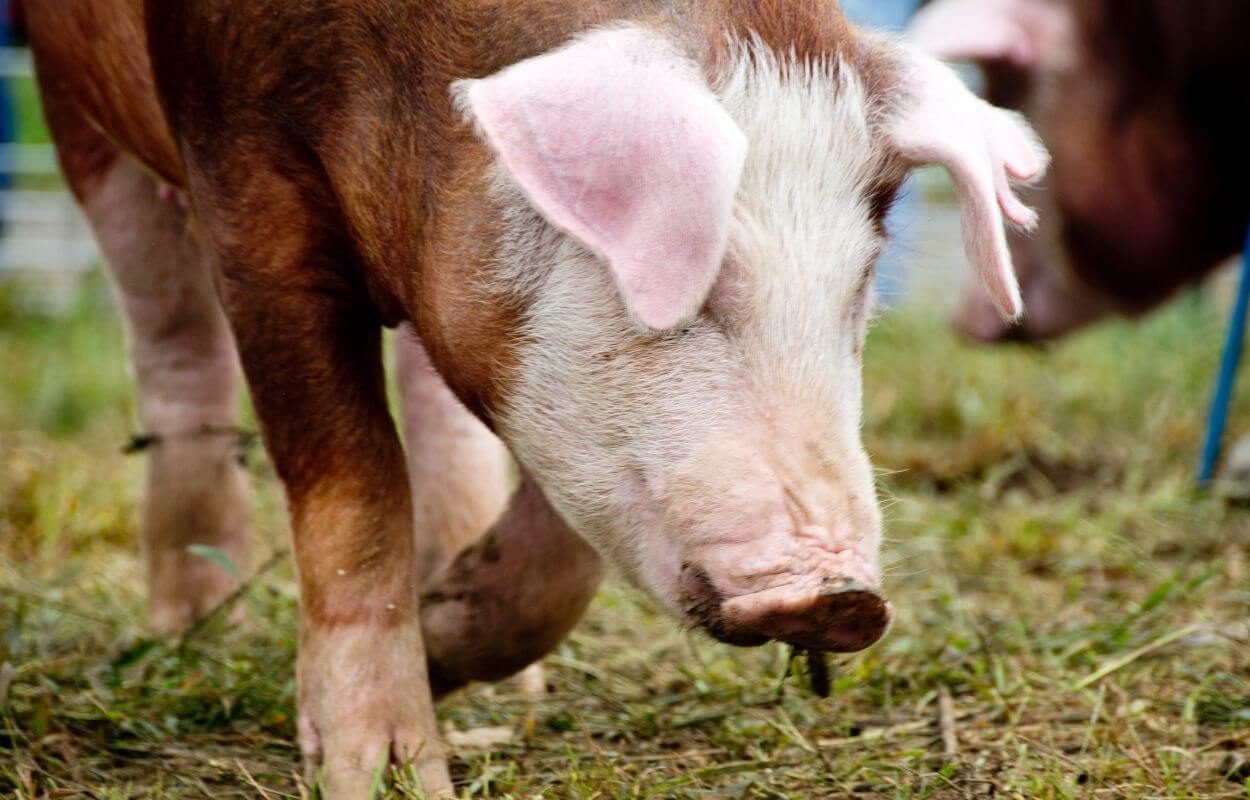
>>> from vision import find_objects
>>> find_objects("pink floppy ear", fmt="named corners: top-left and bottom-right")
top-left (906, 0), bottom-right (1071, 69)
top-left (459, 27), bottom-right (748, 331)
top-left (888, 48), bottom-right (1050, 319)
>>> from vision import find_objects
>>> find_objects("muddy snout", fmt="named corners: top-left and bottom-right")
top-left (680, 567), bottom-right (892, 653)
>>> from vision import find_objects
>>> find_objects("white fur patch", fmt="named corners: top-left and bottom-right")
top-left (714, 39), bottom-right (891, 424)
top-left (478, 29), bottom-right (891, 607)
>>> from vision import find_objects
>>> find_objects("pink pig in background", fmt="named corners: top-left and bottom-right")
top-left (909, 0), bottom-right (1250, 342)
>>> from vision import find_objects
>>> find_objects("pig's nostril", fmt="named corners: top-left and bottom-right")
top-left (686, 568), bottom-right (891, 652)
top-left (749, 580), bottom-right (892, 653)
top-left (814, 581), bottom-right (891, 652)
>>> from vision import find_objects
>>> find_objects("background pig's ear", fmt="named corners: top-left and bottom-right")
top-left (906, 0), bottom-right (1069, 68)
top-left (887, 49), bottom-right (1049, 320)
top-left (459, 28), bottom-right (748, 331)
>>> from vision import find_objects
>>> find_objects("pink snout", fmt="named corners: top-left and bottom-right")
top-left (680, 567), bottom-right (892, 653)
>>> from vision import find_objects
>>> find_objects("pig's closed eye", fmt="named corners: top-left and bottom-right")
top-left (848, 264), bottom-right (877, 354)
top-left (855, 265), bottom-right (874, 299)
top-left (851, 264), bottom-right (876, 312)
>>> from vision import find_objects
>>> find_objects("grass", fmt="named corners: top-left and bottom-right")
top-left (11, 74), bottom-right (52, 145)
top-left (1, 276), bottom-right (1248, 798)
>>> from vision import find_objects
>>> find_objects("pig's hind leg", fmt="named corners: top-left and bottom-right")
top-left (397, 330), bottom-right (587, 695)
top-left (46, 107), bottom-right (251, 633)
top-left (393, 328), bottom-right (510, 586)
top-left (420, 473), bottom-right (605, 696)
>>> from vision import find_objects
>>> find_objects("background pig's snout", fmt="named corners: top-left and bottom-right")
top-left (681, 567), bottom-right (892, 653)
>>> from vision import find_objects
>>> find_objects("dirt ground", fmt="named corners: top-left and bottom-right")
top-left (1, 274), bottom-right (1248, 798)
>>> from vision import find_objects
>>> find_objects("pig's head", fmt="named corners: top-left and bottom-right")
top-left (910, 0), bottom-right (1250, 342)
top-left (452, 22), bottom-right (1045, 652)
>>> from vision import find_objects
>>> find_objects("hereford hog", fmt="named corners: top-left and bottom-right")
top-left (27, 0), bottom-right (1045, 795)
top-left (909, 0), bottom-right (1250, 341)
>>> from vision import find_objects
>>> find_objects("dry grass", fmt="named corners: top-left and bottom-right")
top-left (1, 277), bottom-right (1248, 798)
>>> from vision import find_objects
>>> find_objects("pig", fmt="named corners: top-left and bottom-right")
top-left (909, 0), bottom-right (1250, 341)
top-left (27, 0), bottom-right (1045, 795)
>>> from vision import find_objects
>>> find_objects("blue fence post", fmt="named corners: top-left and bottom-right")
top-left (0, 0), bottom-right (13, 142)
top-left (1, 0), bottom-right (14, 242)
top-left (1198, 227), bottom-right (1250, 486)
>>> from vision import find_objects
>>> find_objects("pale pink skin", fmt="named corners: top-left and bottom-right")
top-left (393, 329), bottom-right (512, 586)
top-left (395, 330), bottom-right (553, 695)
top-left (466, 28), bottom-right (1044, 651)
top-left (465, 29), bottom-right (887, 651)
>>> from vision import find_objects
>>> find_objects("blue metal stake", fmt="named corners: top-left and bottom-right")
top-left (1199, 225), bottom-right (1250, 486)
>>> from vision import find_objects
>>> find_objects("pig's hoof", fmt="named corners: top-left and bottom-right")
top-left (515, 663), bottom-right (548, 697)
top-left (147, 562), bottom-right (242, 635)
top-left (298, 620), bottom-right (453, 799)
top-left (717, 578), bottom-right (892, 653)
top-left (300, 713), bottom-right (453, 799)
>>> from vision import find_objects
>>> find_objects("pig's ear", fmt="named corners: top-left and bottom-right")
top-left (906, 0), bottom-right (1070, 68)
top-left (887, 49), bottom-right (1049, 319)
top-left (458, 28), bottom-right (748, 331)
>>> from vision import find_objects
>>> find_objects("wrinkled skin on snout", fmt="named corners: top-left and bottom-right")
top-left (911, 0), bottom-right (1250, 343)
top-left (499, 254), bottom-right (892, 652)
top-left (463, 28), bottom-right (1046, 654)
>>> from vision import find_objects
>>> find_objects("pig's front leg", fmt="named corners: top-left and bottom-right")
top-left (421, 474), bottom-right (604, 695)
top-left (196, 183), bottom-right (451, 798)
top-left (240, 309), bottom-right (447, 798)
